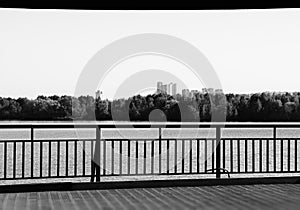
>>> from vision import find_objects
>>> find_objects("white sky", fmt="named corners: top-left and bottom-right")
top-left (1, 9), bottom-right (300, 100)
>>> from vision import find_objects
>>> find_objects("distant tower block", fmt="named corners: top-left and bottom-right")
top-left (172, 83), bottom-right (177, 96)
top-left (157, 81), bottom-right (177, 95)
top-left (162, 84), bottom-right (167, 93)
top-left (167, 83), bottom-right (172, 95)
top-left (157, 81), bottom-right (163, 93)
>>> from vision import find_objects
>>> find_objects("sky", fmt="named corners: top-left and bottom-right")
top-left (1, 9), bottom-right (300, 100)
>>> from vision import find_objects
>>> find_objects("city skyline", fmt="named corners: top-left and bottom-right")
top-left (157, 81), bottom-right (177, 96)
top-left (96, 83), bottom-right (224, 100)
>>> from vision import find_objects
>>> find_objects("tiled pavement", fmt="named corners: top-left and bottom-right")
top-left (1, 184), bottom-right (300, 210)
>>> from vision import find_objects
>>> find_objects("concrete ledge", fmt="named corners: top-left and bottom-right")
top-left (0, 177), bottom-right (300, 193)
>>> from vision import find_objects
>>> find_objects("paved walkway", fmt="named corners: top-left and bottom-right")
top-left (1, 184), bottom-right (300, 210)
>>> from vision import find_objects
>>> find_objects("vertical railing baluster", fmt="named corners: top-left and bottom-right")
top-left (204, 139), bottom-right (207, 172)
top-left (174, 139), bottom-right (177, 173)
top-left (66, 141), bottom-right (68, 177)
top-left (95, 127), bottom-right (101, 182)
top-left (22, 141), bottom-right (25, 178)
top-left (216, 126), bottom-right (221, 179)
top-left (136, 141), bottom-right (138, 174)
top-left (128, 140), bottom-right (130, 175)
top-left (82, 140), bottom-right (85, 176)
top-left (182, 139), bottom-right (185, 173)
top-left (159, 128), bottom-right (162, 174)
top-left (103, 138), bottom-right (106, 175)
top-left (245, 139), bottom-right (248, 172)
top-left (31, 127), bottom-right (34, 178)
top-left (119, 140), bottom-right (122, 175)
top-left (212, 138), bottom-right (215, 173)
top-left (274, 127), bottom-right (276, 172)
top-left (57, 141), bottom-right (60, 177)
top-left (4, 142), bottom-right (7, 179)
top-left (197, 139), bottom-right (200, 173)
top-left (295, 140), bottom-right (298, 171)
top-left (48, 141), bottom-right (51, 177)
top-left (281, 139), bottom-right (284, 172)
top-left (189, 139), bottom-right (192, 173)
top-left (91, 139), bottom-right (94, 169)
top-left (288, 139), bottom-right (290, 172)
top-left (167, 139), bottom-right (170, 174)
top-left (90, 139), bottom-right (94, 180)
top-left (111, 140), bottom-right (114, 175)
top-left (237, 139), bottom-right (240, 173)
top-left (144, 140), bottom-right (146, 174)
top-left (90, 139), bottom-right (95, 181)
top-left (230, 139), bottom-right (233, 172)
top-left (40, 141), bottom-right (43, 178)
top-left (151, 140), bottom-right (154, 174)
top-left (13, 141), bottom-right (16, 179)
top-left (74, 140), bottom-right (77, 176)
top-left (90, 138), bottom-right (95, 181)
top-left (259, 139), bottom-right (262, 172)
top-left (252, 139), bottom-right (255, 172)
top-left (222, 139), bottom-right (226, 170)
top-left (266, 139), bottom-right (269, 172)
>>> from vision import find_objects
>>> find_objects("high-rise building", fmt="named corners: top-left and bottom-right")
top-left (167, 83), bottom-right (173, 95)
top-left (157, 81), bottom-right (163, 93)
top-left (172, 83), bottom-right (177, 96)
top-left (157, 81), bottom-right (177, 95)
top-left (162, 84), bottom-right (167, 93)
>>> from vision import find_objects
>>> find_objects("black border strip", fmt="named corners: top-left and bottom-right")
top-left (1, 177), bottom-right (300, 193)
top-left (0, 1), bottom-right (298, 10)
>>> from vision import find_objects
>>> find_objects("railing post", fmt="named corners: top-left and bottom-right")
top-left (216, 126), bottom-right (221, 179)
top-left (273, 126), bottom-right (277, 172)
top-left (90, 126), bottom-right (101, 182)
top-left (31, 126), bottom-right (34, 178)
top-left (95, 126), bottom-right (101, 182)
top-left (159, 127), bottom-right (162, 174)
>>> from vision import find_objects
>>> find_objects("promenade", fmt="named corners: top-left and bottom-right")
top-left (1, 184), bottom-right (300, 210)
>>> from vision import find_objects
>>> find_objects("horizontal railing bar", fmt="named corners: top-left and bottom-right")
top-left (103, 138), bottom-right (215, 141)
top-left (220, 171), bottom-right (300, 174)
top-left (2, 122), bottom-right (300, 129)
top-left (0, 124), bottom-right (215, 129)
top-left (0, 138), bottom-right (299, 143)
top-left (0, 139), bottom-right (97, 143)
top-left (98, 170), bottom-right (300, 176)
top-left (2, 169), bottom-right (300, 181)
top-left (0, 175), bottom-right (92, 180)
top-left (221, 138), bottom-right (300, 140)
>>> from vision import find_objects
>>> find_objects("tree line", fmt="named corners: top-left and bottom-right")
top-left (1, 91), bottom-right (300, 121)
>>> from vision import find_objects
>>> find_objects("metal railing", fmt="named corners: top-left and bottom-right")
top-left (0, 123), bottom-right (299, 182)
